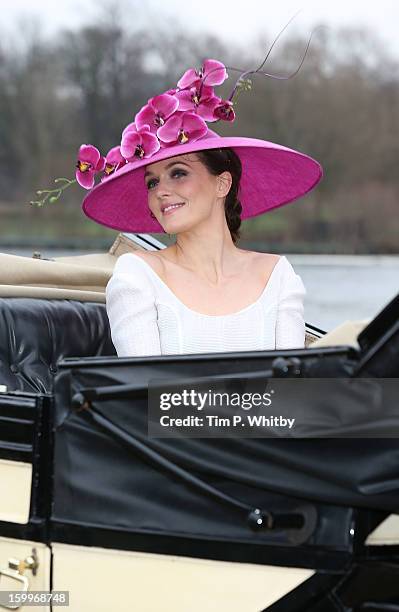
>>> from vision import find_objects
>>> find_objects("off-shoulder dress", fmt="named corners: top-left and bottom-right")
top-left (106, 253), bottom-right (306, 357)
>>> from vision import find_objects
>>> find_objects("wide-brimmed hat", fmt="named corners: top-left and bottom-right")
top-left (32, 57), bottom-right (323, 232)
top-left (82, 129), bottom-right (322, 233)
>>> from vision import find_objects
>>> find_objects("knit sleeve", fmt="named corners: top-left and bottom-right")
top-left (275, 258), bottom-right (306, 349)
top-left (105, 253), bottom-right (161, 357)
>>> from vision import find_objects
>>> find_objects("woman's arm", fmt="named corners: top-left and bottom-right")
top-left (106, 254), bottom-right (161, 357)
top-left (275, 258), bottom-right (306, 350)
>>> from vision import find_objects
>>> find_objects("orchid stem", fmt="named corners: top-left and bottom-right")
top-left (30, 178), bottom-right (77, 207)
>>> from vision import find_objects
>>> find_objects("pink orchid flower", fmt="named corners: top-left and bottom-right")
top-left (135, 94), bottom-right (179, 133)
top-left (214, 100), bottom-right (236, 122)
top-left (177, 59), bottom-right (228, 90)
top-left (175, 85), bottom-right (221, 122)
top-left (157, 112), bottom-right (208, 145)
top-left (121, 121), bottom-right (136, 138)
top-left (120, 124), bottom-right (160, 161)
top-left (76, 144), bottom-right (106, 189)
top-left (103, 146), bottom-right (127, 179)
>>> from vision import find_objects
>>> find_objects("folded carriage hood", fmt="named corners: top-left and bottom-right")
top-left (0, 233), bottom-right (145, 302)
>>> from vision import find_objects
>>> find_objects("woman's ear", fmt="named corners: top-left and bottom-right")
top-left (217, 172), bottom-right (233, 198)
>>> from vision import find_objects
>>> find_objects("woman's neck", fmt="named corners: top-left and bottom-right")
top-left (171, 226), bottom-right (240, 286)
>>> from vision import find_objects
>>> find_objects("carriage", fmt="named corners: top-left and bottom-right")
top-left (0, 233), bottom-right (398, 611)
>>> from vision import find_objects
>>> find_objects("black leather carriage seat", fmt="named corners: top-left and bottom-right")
top-left (0, 298), bottom-right (115, 393)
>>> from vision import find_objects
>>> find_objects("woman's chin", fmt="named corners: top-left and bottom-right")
top-left (160, 217), bottom-right (194, 235)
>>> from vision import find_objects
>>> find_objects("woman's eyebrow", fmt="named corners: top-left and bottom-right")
top-left (144, 161), bottom-right (191, 178)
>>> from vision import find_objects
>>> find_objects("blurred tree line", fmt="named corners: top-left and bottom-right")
top-left (0, 13), bottom-right (398, 253)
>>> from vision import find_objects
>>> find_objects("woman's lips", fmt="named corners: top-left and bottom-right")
top-left (162, 203), bottom-right (185, 216)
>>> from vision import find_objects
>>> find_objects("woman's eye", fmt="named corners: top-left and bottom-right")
top-left (171, 169), bottom-right (187, 178)
top-left (146, 179), bottom-right (158, 190)
top-left (146, 169), bottom-right (186, 189)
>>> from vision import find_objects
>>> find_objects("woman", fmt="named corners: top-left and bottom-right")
top-left (79, 60), bottom-right (323, 356)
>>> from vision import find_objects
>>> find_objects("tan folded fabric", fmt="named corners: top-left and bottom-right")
top-left (0, 252), bottom-right (111, 293)
top-left (0, 234), bottom-right (143, 301)
top-left (311, 320), bottom-right (370, 349)
top-left (54, 253), bottom-right (116, 270)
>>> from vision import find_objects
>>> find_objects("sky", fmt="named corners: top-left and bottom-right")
top-left (2, 0), bottom-right (399, 58)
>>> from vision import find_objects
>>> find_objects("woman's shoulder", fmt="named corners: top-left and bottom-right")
top-left (107, 252), bottom-right (161, 297)
top-left (242, 250), bottom-right (303, 296)
top-left (240, 249), bottom-right (282, 264)
top-left (113, 250), bottom-right (166, 278)
top-left (245, 250), bottom-right (299, 272)
top-left (239, 249), bottom-right (287, 279)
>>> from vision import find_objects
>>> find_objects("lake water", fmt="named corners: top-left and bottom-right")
top-left (291, 255), bottom-right (398, 330)
top-left (3, 249), bottom-right (398, 332)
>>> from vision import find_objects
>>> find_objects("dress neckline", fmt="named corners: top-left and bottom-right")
top-left (128, 252), bottom-right (284, 319)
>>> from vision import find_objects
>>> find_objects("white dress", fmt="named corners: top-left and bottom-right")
top-left (106, 252), bottom-right (306, 357)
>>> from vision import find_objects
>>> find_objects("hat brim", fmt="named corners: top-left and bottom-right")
top-left (82, 136), bottom-right (322, 233)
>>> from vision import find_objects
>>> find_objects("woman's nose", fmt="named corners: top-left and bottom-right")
top-left (156, 177), bottom-right (172, 197)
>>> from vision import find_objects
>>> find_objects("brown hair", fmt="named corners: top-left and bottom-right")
top-left (196, 148), bottom-right (242, 244)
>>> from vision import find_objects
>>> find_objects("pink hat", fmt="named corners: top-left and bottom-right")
top-left (32, 56), bottom-right (322, 231)
top-left (82, 130), bottom-right (322, 233)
